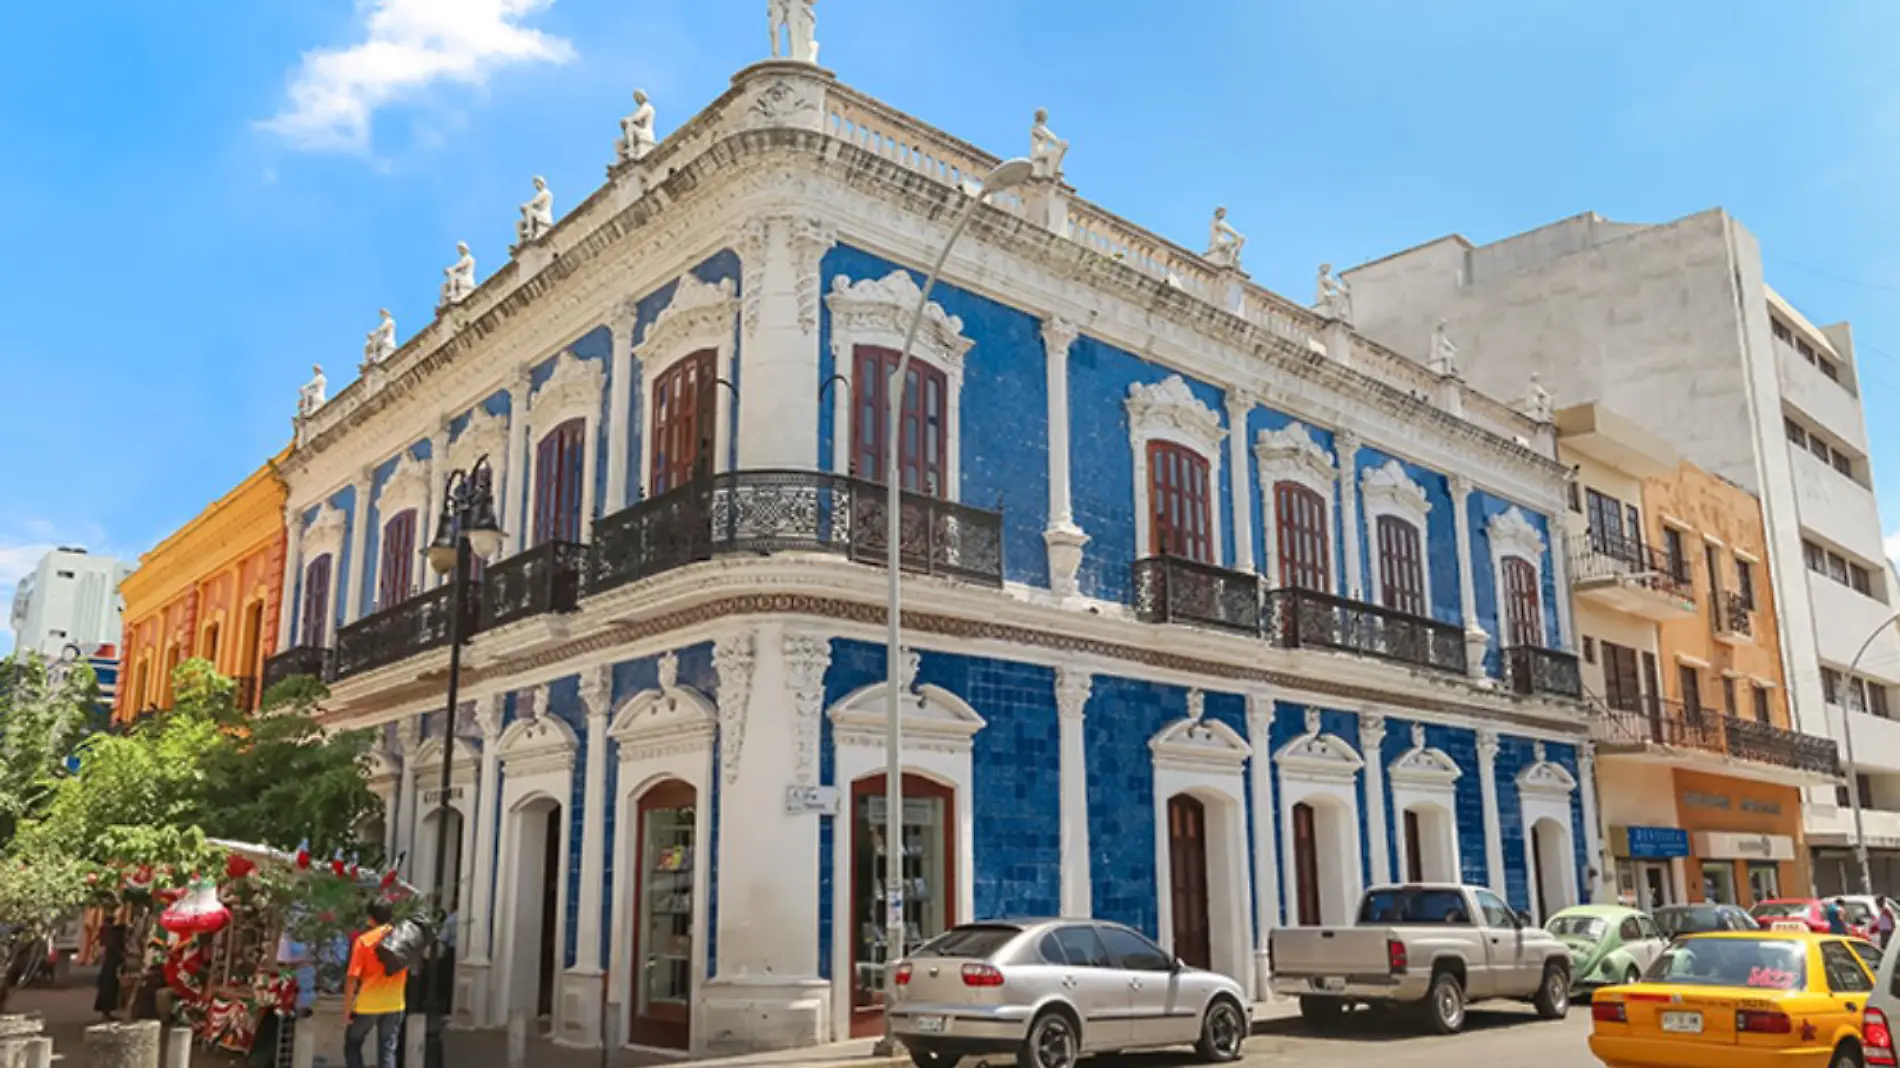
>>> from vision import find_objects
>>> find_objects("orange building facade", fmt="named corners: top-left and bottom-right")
top-left (116, 454), bottom-right (290, 719)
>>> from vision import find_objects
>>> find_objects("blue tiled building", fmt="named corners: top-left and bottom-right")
top-left (267, 52), bottom-right (1596, 1057)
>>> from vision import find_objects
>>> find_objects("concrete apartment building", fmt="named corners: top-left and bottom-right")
top-left (8, 547), bottom-right (133, 659)
top-left (1346, 208), bottom-right (1895, 893)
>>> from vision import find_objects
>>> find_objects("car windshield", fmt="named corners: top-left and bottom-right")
top-left (1644, 937), bottom-right (1807, 990)
top-left (1750, 902), bottom-right (1811, 919)
top-left (1655, 906), bottom-right (1723, 936)
top-left (1842, 902), bottom-right (1875, 924)
top-left (1546, 915), bottom-right (1607, 940)
top-left (1357, 888), bottom-right (1471, 924)
top-left (911, 925), bottom-right (1021, 960)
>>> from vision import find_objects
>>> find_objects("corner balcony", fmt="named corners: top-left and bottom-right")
top-left (479, 540), bottom-right (587, 630)
top-left (587, 470), bottom-right (1004, 596)
top-left (1503, 644), bottom-right (1583, 700)
top-left (261, 644), bottom-right (333, 691)
top-left (1566, 533), bottom-right (1696, 621)
top-left (1593, 695), bottom-right (1841, 781)
top-left (1128, 555), bottom-right (1468, 677)
top-left (333, 584), bottom-right (481, 682)
top-left (1714, 590), bottom-right (1755, 645)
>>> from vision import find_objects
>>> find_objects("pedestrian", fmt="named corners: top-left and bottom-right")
top-left (1880, 901), bottom-right (1897, 948)
top-left (342, 899), bottom-right (408, 1068)
top-left (1825, 897), bottom-right (1850, 936)
top-left (92, 921), bottom-right (125, 1021)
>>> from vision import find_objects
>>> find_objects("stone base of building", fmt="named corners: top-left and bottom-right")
top-left (453, 960), bottom-right (491, 1029)
top-left (552, 969), bottom-right (606, 1047)
top-left (698, 976), bottom-right (832, 1056)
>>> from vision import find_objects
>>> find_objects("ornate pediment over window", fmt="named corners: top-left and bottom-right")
top-left (608, 660), bottom-right (718, 758)
top-left (1125, 376), bottom-right (1226, 459)
top-left (637, 274), bottom-right (739, 370)
top-left (496, 711), bottom-right (580, 776)
top-left (1361, 459), bottom-right (1432, 531)
top-left (447, 407), bottom-right (508, 476)
top-left (825, 271), bottom-right (974, 370)
top-left (1254, 421), bottom-right (1336, 496)
top-left (1388, 723), bottom-right (1462, 787)
top-left (378, 451), bottom-right (431, 523)
top-left (1149, 699), bottom-right (1251, 774)
top-left (304, 502), bottom-right (349, 561)
top-left (1273, 707), bottom-right (1364, 783)
top-left (1517, 740), bottom-right (1577, 799)
top-left (827, 681), bottom-right (986, 754)
top-left (529, 350), bottom-right (606, 430)
top-left (1487, 506), bottom-right (1546, 561)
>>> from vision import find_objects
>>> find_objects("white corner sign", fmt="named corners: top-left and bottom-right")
top-left (785, 784), bottom-right (840, 816)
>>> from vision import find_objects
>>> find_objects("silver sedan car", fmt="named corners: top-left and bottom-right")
top-left (886, 919), bottom-right (1251, 1068)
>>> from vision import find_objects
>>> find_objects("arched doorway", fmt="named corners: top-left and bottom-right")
top-left (415, 807), bottom-right (466, 913)
top-left (629, 779), bottom-right (698, 1050)
top-left (503, 798), bottom-right (565, 1029)
top-left (1530, 817), bottom-right (1572, 924)
top-left (849, 773), bottom-right (955, 1037)
top-left (1167, 794), bottom-right (1211, 969)
top-left (1400, 804), bottom-right (1459, 883)
top-left (1289, 796), bottom-right (1355, 926)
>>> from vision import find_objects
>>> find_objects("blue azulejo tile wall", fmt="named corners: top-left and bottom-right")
top-left (1373, 717), bottom-right (1490, 888)
top-left (1263, 702), bottom-right (1370, 922)
top-left (817, 246), bottom-right (1051, 588)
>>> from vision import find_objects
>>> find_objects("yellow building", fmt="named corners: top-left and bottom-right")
top-left (1559, 404), bottom-right (1838, 908)
top-left (117, 453), bottom-right (290, 719)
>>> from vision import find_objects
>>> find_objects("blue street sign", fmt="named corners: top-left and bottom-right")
top-left (1625, 825), bottom-right (1691, 859)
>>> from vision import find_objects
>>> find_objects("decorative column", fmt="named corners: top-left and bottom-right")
top-left (395, 717), bottom-right (420, 877)
top-left (425, 420), bottom-right (450, 589)
top-left (1337, 430), bottom-right (1363, 597)
top-left (603, 306), bottom-right (638, 513)
top-left (1245, 691), bottom-right (1279, 1000)
top-left (276, 504), bottom-right (302, 649)
top-left (1450, 474), bottom-right (1489, 680)
top-left (1041, 317), bottom-right (1088, 596)
top-left (1578, 742), bottom-right (1605, 903)
top-left (1359, 712), bottom-right (1390, 886)
top-left (1477, 728), bottom-right (1506, 897)
top-left (458, 694), bottom-right (505, 1028)
top-left (562, 666), bottom-right (612, 1045)
top-left (1055, 668), bottom-right (1093, 916)
top-left (501, 366), bottom-right (533, 555)
top-left (342, 467), bottom-right (373, 624)
top-left (1547, 519), bottom-right (1575, 650)
top-left (1224, 391), bottom-right (1256, 573)
top-left (736, 215), bottom-right (836, 470)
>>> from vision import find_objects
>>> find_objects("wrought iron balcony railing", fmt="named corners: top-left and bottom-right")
top-left (261, 645), bottom-right (333, 692)
top-left (1504, 644), bottom-right (1584, 699)
top-left (1717, 590), bottom-right (1754, 639)
top-left (1130, 555), bottom-right (1262, 635)
top-left (481, 540), bottom-right (587, 631)
top-left (1567, 532), bottom-right (1695, 601)
top-left (1725, 714), bottom-right (1840, 778)
top-left (1592, 694), bottom-right (1841, 777)
top-left (333, 583), bottom-right (480, 682)
top-left (587, 470), bottom-right (1005, 596)
top-left (1264, 586), bottom-right (1469, 676)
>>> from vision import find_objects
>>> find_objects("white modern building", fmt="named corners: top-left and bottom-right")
top-left (1346, 209), bottom-right (1891, 892)
top-left (267, 23), bottom-right (1595, 1057)
top-left (8, 547), bottom-right (132, 659)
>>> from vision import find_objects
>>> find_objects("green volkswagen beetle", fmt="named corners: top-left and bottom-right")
top-left (1545, 904), bottom-right (1669, 992)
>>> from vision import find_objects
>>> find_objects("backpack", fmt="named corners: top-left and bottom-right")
top-left (374, 915), bottom-right (434, 975)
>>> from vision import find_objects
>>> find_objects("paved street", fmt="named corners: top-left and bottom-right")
top-left (1233, 1003), bottom-right (1595, 1067)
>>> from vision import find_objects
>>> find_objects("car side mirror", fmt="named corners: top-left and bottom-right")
top-left (1514, 909), bottom-right (1535, 928)
top-left (1171, 957), bottom-right (1185, 973)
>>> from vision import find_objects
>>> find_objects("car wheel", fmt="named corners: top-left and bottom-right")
top-left (1195, 998), bottom-right (1245, 1062)
top-left (1623, 965), bottom-right (1640, 986)
top-left (1831, 1043), bottom-right (1864, 1068)
top-left (1423, 971), bottom-right (1466, 1035)
top-left (1533, 963), bottom-right (1570, 1018)
top-left (1299, 996), bottom-right (1344, 1028)
top-left (1020, 1010), bottom-right (1079, 1068)
top-left (909, 1047), bottom-right (958, 1068)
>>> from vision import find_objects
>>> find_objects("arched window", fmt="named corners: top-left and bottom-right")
top-left (1147, 442), bottom-right (1212, 563)
top-left (1275, 482), bottom-right (1330, 592)
top-left (300, 554), bottom-right (333, 647)
top-left (851, 346), bottom-right (948, 497)
top-left (533, 419), bottom-right (587, 545)
top-left (201, 621), bottom-right (221, 664)
top-left (649, 350), bottom-right (717, 496)
top-left (1502, 556), bottom-right (1543, 647)
top-left (378, 509), bottom-right (418, 609)
top-left (1376, 515), bottom-right (1426, 617)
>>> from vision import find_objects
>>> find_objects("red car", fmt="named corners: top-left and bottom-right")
top-left (1749, 897), bottom-right (1875, 939)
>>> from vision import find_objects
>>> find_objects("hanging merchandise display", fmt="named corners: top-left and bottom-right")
top-left (160, 876), bottom-right (233, 938)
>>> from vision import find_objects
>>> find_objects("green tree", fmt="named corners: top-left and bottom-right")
top-left (0, 849), bottom-right (91, 1010)
top-left (0, 654), bottom-right (100, 847)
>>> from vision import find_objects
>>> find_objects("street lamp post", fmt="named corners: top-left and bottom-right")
top-left (1837, 611), bottom-right (1900, 896)
top-left (421, 455), bottom-right (504, 1060)
top-left (878, 159), bottom-right (1032, 1053)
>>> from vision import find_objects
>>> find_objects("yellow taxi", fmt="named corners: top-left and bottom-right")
top-left (1589, 930), bottom-right (1881, 1068)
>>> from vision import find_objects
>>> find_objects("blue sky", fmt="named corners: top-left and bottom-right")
top-left (4, 1), bottom-right (1900, 649)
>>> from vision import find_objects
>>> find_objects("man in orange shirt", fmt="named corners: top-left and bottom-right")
top-left (342, 899), bottom-right (407, 1068)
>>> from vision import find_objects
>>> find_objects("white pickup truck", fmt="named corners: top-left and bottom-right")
top-left (1267, 883), bottom-right (1572, 1034)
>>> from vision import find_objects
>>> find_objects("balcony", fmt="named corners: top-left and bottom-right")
top-left (1131, 555), bottom-right (1261, 635)
top-left (332, 583), bottom-right (480, 682)
top-left (481, 541), bottom-right (587, 631)
top-left (1594, 696), bottom-right (1841, 780)
top-left (1714, 590), bottom-right (1755, 645)
top-left (1263, 587), bottom-right (1468, 676)
top-left (588, 470), bottom-right (1005, 596)
top-left (1504, 644), bottom-right (1583, 699)
top-left (261, 645), bottom-right (333, 692)
top-left (1566, 533), bottom-right (1696, 620)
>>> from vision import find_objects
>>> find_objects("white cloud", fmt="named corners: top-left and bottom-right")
top-left (261, 0), bottom-right (575, 153)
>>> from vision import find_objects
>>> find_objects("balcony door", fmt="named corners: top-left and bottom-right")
top-left (851, 346), bottom-right (948, 498)
top-left (1375, 515), bottom-right (1426, 616)
top-left (650, 349), bottom-right (718, 496)
top-left (1601, 642), bottom-right (1641, 712)
top-left (1148, 442), bottom-right (1213, 563)
top-left (300, 555), bottom-right (333, 647)
top-left (1500, 556), bottom-right (1542, 647)
top-left (1275, 483), bottom-right (1330, 592)
top-left (532, 419), bottom-right (586, 546)
top-left (378, 509), bottom-right (417, 610)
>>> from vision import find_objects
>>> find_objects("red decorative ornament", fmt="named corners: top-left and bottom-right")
top-left (124, 865), bottom-right (155, 895)
top-left (160, 876), bottom-right (232, 938)
top-left (329, 851), bottom-right (347, 878)
top-left (224, 853), bottom-right (256, 881)
top-left (294, 840), bottom-right (311, 871)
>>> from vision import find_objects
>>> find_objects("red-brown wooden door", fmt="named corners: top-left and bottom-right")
top-left (1167, 795), bottom-right (1212, 969)
top-left (1501, 556), bottom-right (1543, 647)
top-left (1292, 802), bottom-right (1321, 926)
top-left (630, 779), bottom-right (697, 1049)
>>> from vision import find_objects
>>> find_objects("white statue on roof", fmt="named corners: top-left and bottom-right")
top-left (1429, 319), bottom-right (1460, 378)
top-left (1524, 372), bottom-right (1553, 422)
top-left (362, 308), bottom-right (396, 366)
top-left (440, 242), bottom-right (476, 306)
top-left (1316, 263), bottom-right (1352, 321)
top-left (1030, 108), bottom-right (1068, 179)
top-left (769, 0), bottom-right (819, 63)
top-left (1206, 207), bottom-right (1245, 270)
top-left (617, 89), bottom-right (656, 162)
top-left (516, 176), bottom-right (554, 246)
top-left (297, 365), bottom-right (328, 418)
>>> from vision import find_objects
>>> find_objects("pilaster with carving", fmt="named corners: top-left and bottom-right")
top-left (501, 366), bottom-right (533, 555)
top-left (341, 466), bottom-right (374, 624)
top-left (424, 419), bottom-right (451, 589)
top-left (465, 695), bottom-right (505, 968)
top-left (1476, 728), bottom-right (1506, 897)
top-left (394, 717), bottom-right (421, 877)
top-left (603, 305), bottom-right (639, 513)
top-left (714, 633), bottom-right (756, 785)
top-left (1336, 431), bottom-right (1363, 598)
top-left (1245, 690), bottom-right (1279, 999)
top-left (783, 631), bottom-right (832, 786)
top-left (1225, 390), bottom-right (1257, 573)
top-left (573, 667), bottom-right (613, 975)
top-left (275, 504), bottom-right (303, 650)
top-left (1054, 667), bottom-right (1093, 916)
top-left (1449, 474), bottom-right (1489, 680)
top-left (735, 214), bottom-right (837, 470)
top-left (1578, 742), bottom-right (1605, 902)
top-left (1041, 317), bottom-right (1089, 596)
top-left (1358, 712), bottom-right (1389, 885)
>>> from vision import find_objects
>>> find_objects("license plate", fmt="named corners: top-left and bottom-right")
top-left (1310, 977), bottom-right (1346, 992)
top-left (912, 1016), bottom-right (946, 1034)
top-left (1661, 1011), bottom-right (1703, 1034)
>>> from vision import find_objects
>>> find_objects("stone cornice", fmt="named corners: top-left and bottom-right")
top-left (120, 457), bottom-right (290, 618)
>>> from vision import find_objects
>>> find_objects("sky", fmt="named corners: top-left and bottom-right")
top-left (4, 0), bottom-right (1900, 651)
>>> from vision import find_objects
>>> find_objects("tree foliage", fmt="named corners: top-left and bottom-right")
top-left (0, 654), bottom-right (101, 844)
